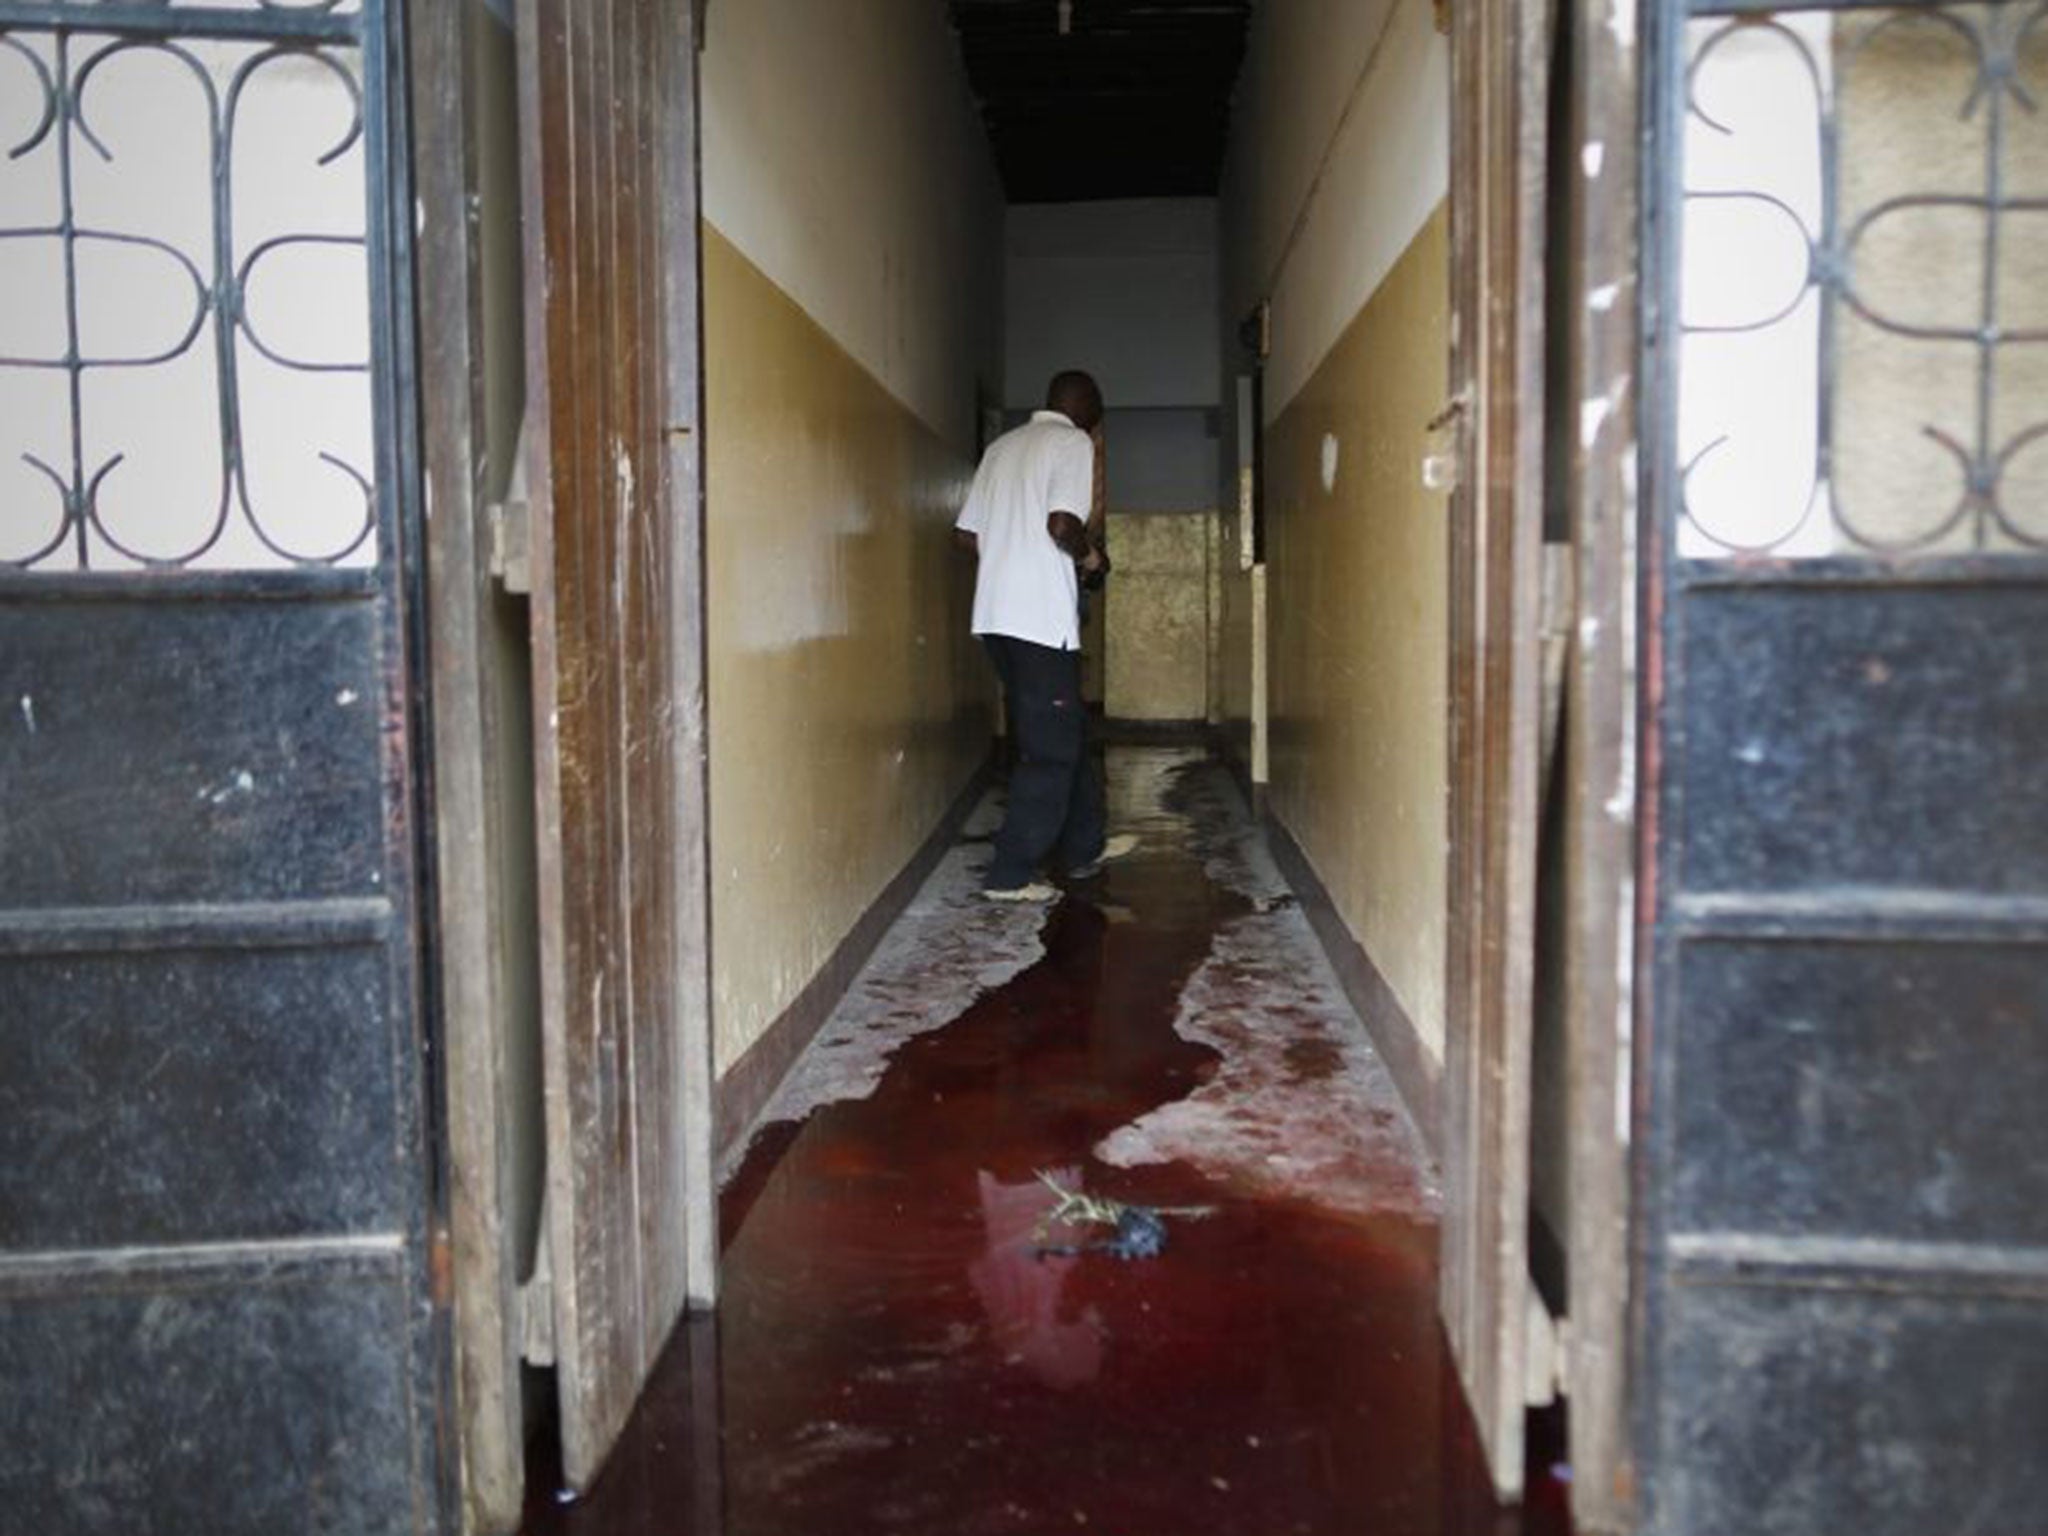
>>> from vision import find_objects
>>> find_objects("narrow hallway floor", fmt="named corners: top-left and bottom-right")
top-left (523, 747), bottom-right (1573, 1536)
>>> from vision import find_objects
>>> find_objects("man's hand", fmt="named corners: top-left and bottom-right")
top-left (1080, 539), bottom-right (1109, 591)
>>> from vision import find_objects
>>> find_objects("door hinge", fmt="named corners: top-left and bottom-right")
top-left (487, 499), bottom-right (531, 594)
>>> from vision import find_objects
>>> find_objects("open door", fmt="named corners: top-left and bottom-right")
top-left (0, 3), bottom-right (450, 1530)
top-left (1442, 0), bottom-right (1552, 1501)
top-left (515, 0), bottom-right (715, 1492)
top-left (1631, 3), bottom-right (2048, 1531)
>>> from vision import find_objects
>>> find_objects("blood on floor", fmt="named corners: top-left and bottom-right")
top-left (522, 747), bottom-right (1575, 1536)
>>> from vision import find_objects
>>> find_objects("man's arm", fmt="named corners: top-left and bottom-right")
top-left (1046, 510), bottom-right (1091, 562)
top-left (1045, 429), bottom-right (1103, 570)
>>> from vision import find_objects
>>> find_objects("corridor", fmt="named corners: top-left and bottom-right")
top-left (521, 748), bottom-right (1572, 1536)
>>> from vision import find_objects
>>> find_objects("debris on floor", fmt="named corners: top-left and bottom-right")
top-left (1030, 1170), bottom-right (1215, 1261)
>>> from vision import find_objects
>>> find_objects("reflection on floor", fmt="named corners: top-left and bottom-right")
top-left (522, 747), bottom-right (1575, 1536)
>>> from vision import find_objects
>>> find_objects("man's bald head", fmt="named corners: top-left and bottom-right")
top-left (1046, 370), bottom-right (1104, 433)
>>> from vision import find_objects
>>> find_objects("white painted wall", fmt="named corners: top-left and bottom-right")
top-left (1004, 198), bottom-right (1219, 410)
top-left (1004, 197), bottom-right (1220, 512)
top-left (1219, 0), bottom-right (1449, 420)
top-left (700, 0), bottom-right (1003, 452)
top-left (1095, 409), bottom-right (1220, 512)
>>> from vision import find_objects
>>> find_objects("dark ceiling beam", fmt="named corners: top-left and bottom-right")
top-left (947, 0), bottom-right (1251, 201)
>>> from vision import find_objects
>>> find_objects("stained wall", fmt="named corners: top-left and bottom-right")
top-left (1104, 511), bottom-right (1214, 724)
top-left (700, 1), bottom-right (1003, 1074)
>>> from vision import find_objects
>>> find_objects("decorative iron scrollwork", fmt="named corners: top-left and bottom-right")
top-left (0, 18), bottom-right (374, 569)
top-left (1677, 1), bottom-right (2047, 557)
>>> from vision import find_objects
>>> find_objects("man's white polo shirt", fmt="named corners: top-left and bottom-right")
top-left (955, 409), bottom-right (1095, 652)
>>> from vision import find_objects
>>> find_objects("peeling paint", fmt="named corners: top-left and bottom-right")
top-left (196, 768), bottom-right (256, 806)
top-left (1583, 142), bottom-right (1606, 180)
top-left (1605, 0), bottom-right (1635, 51)
top-left (1582, 395), bottom-right (1614, 448)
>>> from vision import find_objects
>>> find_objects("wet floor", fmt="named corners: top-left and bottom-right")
top-left (523, 747), bottom-right (1575, 1536)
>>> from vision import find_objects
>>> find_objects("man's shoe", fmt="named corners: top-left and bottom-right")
top-left (1066, 833), bottom-right (1139, 880)
top-left (982, 880), bottom-right (1060, 903)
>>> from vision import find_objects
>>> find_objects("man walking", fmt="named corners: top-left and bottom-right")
top-left (956, 370), bottom-right (1137, 901)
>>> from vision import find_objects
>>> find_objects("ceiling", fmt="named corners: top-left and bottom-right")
top-left (947, 0), bottom-right (1255, 203)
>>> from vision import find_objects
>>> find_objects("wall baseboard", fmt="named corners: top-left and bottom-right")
top-left (1264, 813), bottom-right (1443, 1155)
top-left (713, 755), bottom-right (995, 1170)
top-left (1099, 717), bottom-right (1210, 743)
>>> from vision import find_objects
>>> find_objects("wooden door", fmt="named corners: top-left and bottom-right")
top-left (0, 3), bottom-right (449, 1531)
top-left (1632, 2), bottom-right (2048, 1531)
top-left (1442, 0), bottom-right (1552, 1501)
top-left (516, 0), bottom-right (715, 1493)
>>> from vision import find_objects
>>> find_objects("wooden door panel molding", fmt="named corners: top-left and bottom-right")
top-left (516, 0), bottom-right (714, 1492)
top-left (1443, 0), bottom-right (1551, 1502)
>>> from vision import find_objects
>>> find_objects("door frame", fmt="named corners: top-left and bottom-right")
top-left (412, 2), bottom-right (530, 1530)
top-left (1442, 1), bottom-right (1644, 1521)
top-left (1551, 0), bottom-right (1642, 1530)
top-left (1441, 0), bottom-right (1552, 1501)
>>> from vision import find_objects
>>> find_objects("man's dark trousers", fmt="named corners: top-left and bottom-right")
top-left (982, 634), bottom-right (1106, 889)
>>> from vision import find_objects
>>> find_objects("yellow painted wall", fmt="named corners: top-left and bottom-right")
top-left (698, 0), bottom-right (1000, 1077)
top-left (703, 230), bottom-right (990, 1074)
top-left (1265, 208), bottom-right (1451, 1060)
